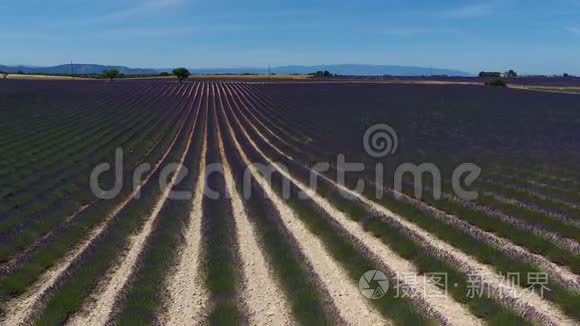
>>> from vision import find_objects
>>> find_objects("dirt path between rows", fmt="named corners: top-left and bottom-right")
top-left (0, 87), bottom-right (196, 326)
top-left (221, 90), bottom-right (387, 325)
top-left (216, 113), bottom-right (294, 324)
top-left (159, 87), bottom-right (209, 325)
top-left (320, 176), bottom-right (577, 325)
top-left (67, 86), bottom-right (202, 325)
top-left (226, 88), bottom-right (481, 325)
top-left (237, 83), bottom-right (579, 324)
top-left (241, 83), bottom-right (580, 285)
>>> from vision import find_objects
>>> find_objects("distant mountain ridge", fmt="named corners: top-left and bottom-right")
top-left (0, 64), bottom-right (158, 75)
top-left (188, 64), bottom-right (471, 76)
top-left (275, 64), bottom-right (470, 76)
top-left (0, 63), bottom-right (472, 76)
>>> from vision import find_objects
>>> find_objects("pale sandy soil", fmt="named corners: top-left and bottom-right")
top-left (325, 178), bottom-right (577, 325)
top-left (509, 84), bottom-right (580, 94)
top-left (160, 93), bottom-right (209, 325)
top-left (216, 113), bottom-right (294, 325)
top-left (229, 84), bottom-right (578, 325)
top-left (226, 83), bottom-right (308, 150)
top-left (411, 193), bottom-right (580, 289)
top-left (226, 92), bottom-right (481, 325)
top-left (221, 99), bottom-right (388, 325)
top-left (4, 79), bottom-right (576, 326)
top-left (219, 85), bottom-right (293, 161)
top-left (0, 89), bottom-right (193, 325)
top-left (67, 86), bottom-right (200, 325)
top-left (243, 83), bottom-right (580, 264)
top-left (445, 193), bottom-right (580, 254)
top-left (487, 192), bottom-right (580, 229)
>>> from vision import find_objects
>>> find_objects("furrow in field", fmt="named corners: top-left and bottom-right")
top-left (374, 182), bottom-right (580, 289)
top-left (198, 83), bottom-right (246, 323)
top-left (225, 83), bottom-right (482, 325)
top-left (220, 84), bottom-right (385, 325)
top-left (510, 166), bottom-right (580, 188)
top-left (227, 82), bottom-right (303, 155)
top-left (223, 83), bottom-right (295, 159)
top-left (317, 175), bottom-right (576, 325)
top-left (238, 83), bottom-right (323, 142)
top-left (251, 93), bottom-right (580, 267)
top-left (388, 187), bottom-right (580, 289)
top-left (479, 179), bottom-right (580, 217)
top-left (229, 83), bottom-right (333, 163)
top-left (215, 101), bottom-right (293, 324)
top-left (486, 192), bottom-right (580, 228)
top-left (107, 83), bottom-right (207, 324)
top-left (0, 85), bottom-right (150, 189)
top-left (0, 82), bottom-right (113, 130)
top-left (483, 175), bottom-right (580, 207)
top-left (236, 83), bottom-right (315, 137)
top-left (218, 87), bottom-right (335, 324)
top-left (65, 84), bottom-right (201, 325)
top-left (443, 192), bottom-right (580, 254)
top-left (238, 84), bottom-right (580, 283)
top-left (235, 83), bottom-right (577, 325)
top-left (0, 95), bottom-right (185, 268)
top-left (0, 84), bottom-right (131, 162)
top-left (0, 101), bottom-right (185, 276)
top-left (160, 84), bottom-right (208, 325)
top-left (163, 84), bottom-right (180, 97)
top-left (0, 84), bottom-right (197, 326)
top-left (223, 84), bottom-right (305, 161)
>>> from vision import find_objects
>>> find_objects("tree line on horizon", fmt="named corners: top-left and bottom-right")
top-left (101, 68), bottom-right (191, 82)
top-left (1, 67), bottom-right (575, 80)
top-left (101, 68), bottom-right (333, 82)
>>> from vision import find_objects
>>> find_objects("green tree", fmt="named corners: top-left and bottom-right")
top-left (506, 69), bottom-right (518, 78)
top-left (0, 71), bottom-right (8, 79)
top-left (103, 69), bottom-right (120, 82)
top-left (172, 68), bottom-right (190, 83)
top-left (309, 70), bottom-right (333, 77)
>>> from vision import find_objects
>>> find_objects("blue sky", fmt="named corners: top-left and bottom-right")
top-left (1, 0), bottom-right (580, 74)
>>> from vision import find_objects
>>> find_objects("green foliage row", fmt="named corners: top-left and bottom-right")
top-left (114, 98), bottom-right (206, 324)
top-left (220, 92), bottom-right (332, 324)
top-left (0, 105), bottom-right (180, 266)
top-left (238, 84), bottom-right (580, 322)
top-left (34, 101), bottom-right (196, 325)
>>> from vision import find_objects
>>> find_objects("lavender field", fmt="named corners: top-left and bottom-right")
top-left (0, 79), bottom-right (578, 325)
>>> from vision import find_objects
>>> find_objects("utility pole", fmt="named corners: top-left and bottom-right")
top-left (268, 64), bottom-right (271, 81)
top-left (70, 60), bottom-right (74, 79)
